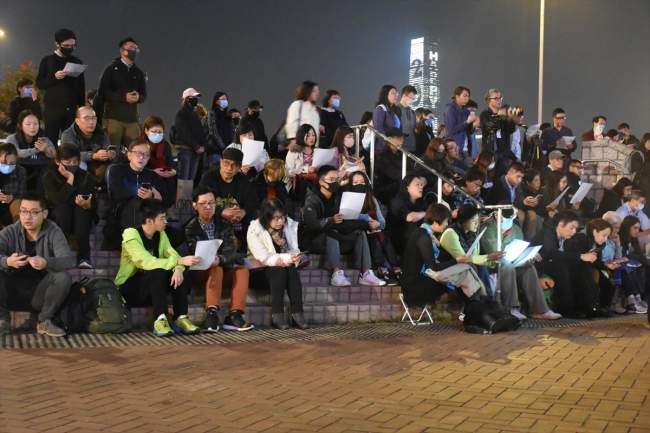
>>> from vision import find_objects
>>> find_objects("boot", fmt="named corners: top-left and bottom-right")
top-left (175, 179), bottom-right (185, 210)
top-left (183, 179), bottom-right (194, 205)
top-left (272, 313), bottom-right (289, 330)
top-left (292, 313), bottom-right (309, 329)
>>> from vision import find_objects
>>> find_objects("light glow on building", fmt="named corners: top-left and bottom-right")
top-left (409, 37), bottom-right (441, 130)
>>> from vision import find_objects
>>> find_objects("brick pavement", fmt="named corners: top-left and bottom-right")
top-left (1, 321), bottom-right (648, 433)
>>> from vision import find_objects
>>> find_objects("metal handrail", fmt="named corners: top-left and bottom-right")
top-left (581, 159), bottom-right (623, 169)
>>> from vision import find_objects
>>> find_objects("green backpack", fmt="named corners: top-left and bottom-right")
top-left (85, 278), bottom-right (132, 334)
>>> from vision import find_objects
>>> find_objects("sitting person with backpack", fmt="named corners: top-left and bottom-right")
top-left (115, 199), bottom-right (201, 337)
top-left (185, 186), bottom-right (253, 332)
top-left (0, 191), bottom-right (74, 337)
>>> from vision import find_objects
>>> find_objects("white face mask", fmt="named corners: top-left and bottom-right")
top-left (487, 162), bottom-right (496, 170)
top-left (344, 137), bottom-right (355, 148)
top-left (501, 217), bottom-right (514, 231)
top-left (637, 203), bottom-right (645, 212)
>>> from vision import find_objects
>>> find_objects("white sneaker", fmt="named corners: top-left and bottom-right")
top-left (510, 308), bottom-right (528, 321)
top-left (636, 303), bottom-right (648, 314)
top-left (330, 270), bottom-right (351, 287)
top-left (358, 270), bottom-right (386, 286)
top-left (532, 310), bottom-right (562, 320)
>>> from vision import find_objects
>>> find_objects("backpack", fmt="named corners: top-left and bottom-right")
top-left (623, 150), bottom-right (643, 180)
top-left (463, 300), bottom-right (521, 334)
top-left (55, 277), bottom-right (92, 334)
top-left (85, 278), bottom-right (132, 334)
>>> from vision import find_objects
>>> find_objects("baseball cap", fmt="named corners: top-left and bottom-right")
top-left (222, 147), bottom-right (243, 164)
top-left (385, 127), bottom-right (408, 138)
top-left (549, 150), bottom-right (565, 159)
top-left (247, 100), bottom-right (264, 109)
top-left (182, 88), bottom-right (202, 99)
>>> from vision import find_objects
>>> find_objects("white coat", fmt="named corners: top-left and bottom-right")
top-left (246, 216), bottom-right (300, 269)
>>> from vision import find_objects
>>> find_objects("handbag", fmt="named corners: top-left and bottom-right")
top-left (340, 154), bottom-right (366, 173)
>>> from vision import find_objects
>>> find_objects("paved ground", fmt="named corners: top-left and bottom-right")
top-left (1, 320), bottom-right (649, 433)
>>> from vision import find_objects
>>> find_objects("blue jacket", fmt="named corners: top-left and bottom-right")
top-left (443, 101), bottom-right (471, 152)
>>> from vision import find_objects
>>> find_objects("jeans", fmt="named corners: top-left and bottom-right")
top-left (43, 107), bottom-right (76, 145)
top-left (312, 232), bottom-right (372, 271)
top-left (51, 203), bottom-right (93, 262)
top-left (0, 270), bottom-right (72, 322)
top-left (177, 149), bottom-right (200, 181)
top-left (264, 266), bottom-right (304, 314)
top-left (119, 268), bottom-right (189, 319)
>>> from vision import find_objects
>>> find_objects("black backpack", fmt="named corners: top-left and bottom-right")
top-left (463, 300), bottom-right (521, 334)
top-left (55, 277), bottom-right (92, 334)
top-left (85, 279), bottom-right (132, 334)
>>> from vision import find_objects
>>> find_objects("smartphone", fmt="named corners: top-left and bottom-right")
top-left (534, 194), bottom-right (543, 200)
top-left (80, 194), bottom-right (91, 200)
top-left (588, 247), bottom-right (602, 254)
top-left (141, 182), bottom-right (151, 190)
top-left (38, 137), bottom-right (47, 141)
top-left (162, 166), bottom-right (173, 172)
top-left (16, 251), bottom-right (27, 257)
top-left (107, 145), bottom-right (117, 151)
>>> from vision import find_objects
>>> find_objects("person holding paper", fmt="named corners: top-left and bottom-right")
top-left (581, 115), bottom-right (607, 142)
top-left (225, 123), bottom-right (269, 176)
top-left (247, 198), bottom-right (308, 330)
top-left (329, 126), bottom-right (363, 183)
top-left (115, 199), bottom-right (201, 337)
top-left (36, 28), bottom-right (86, 145)
top-left (98, 37), bottom-right (147, 153)
top-left (375, 127), bottom-right (411, 203)
top-left (540, 108), bottom-right (576, 162)
top-left (251, 159), bottom-right (295, 219)
top-left (439, 205), bottom-right (506, 295)
top-left (387, 174), bottom-right (428, 256)
top-left (285, 124), bottom-right (318, 204)
top-left (349, 171), bottom-right (401, 286)
top-left (480, 204), bottom-right (562, 320)
top-left (566, 159), bottom-right (595, 216)
top-left (185, 186), bottom-right (252, 332)
top-left (538, 170), bottom-right (576, 221)
top-left (303, 165), bottom-right (384, 287)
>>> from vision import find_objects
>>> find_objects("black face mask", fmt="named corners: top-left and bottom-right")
top-left (59, 46), bottom-right (74, 57)
top-left (351, 184), bottom-right (366, 194)
top-left (435, 151), bottom-right (446, 160)
top-left (267, 180), bottom-right (281, 188)
top-left (63, 164), bottom-right (79, 174)
top-left (125, 49), bottom-right (137, 62)
top-left (232, 117), bottom-right (240, 126)
top-left (251, 111), bottom-right (260, 119)
top-left (187, 98), bottom-right (198, 107)
top-left (326, 181), bottom-right (339, 194)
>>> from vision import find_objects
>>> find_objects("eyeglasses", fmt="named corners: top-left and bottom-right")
top-left (272, 215), bottom-right (287, 222)
top-left (324, 177), bottom-right (340, 183)
top-left (129, 151), bottom-right (150, 159)
top-left (470, 181), bottom-right (483, 188)
top-left (221, 161), bottom-right (240, 169)
top-left (78, 116), bottom-right (97, 122)
top-left (489, 96), bottom-right (503, 101)
top-left (19, 209), bottom-right (44, 217)
top-left (406, 95), bottom-right (416, 100)
top-left (555, 116), bottom-right (567, 120)
top-left (197, 201), bottom-right (216, 208)
top-left (389, 91), bottom-right (399, 96)
top-left (124, 48), bottom-right (140, 53)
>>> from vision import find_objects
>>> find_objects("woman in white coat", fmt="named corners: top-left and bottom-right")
top-left (247, 198), bottom-right (309, 329)
top-left (286, 81), bottom-right (321, 148)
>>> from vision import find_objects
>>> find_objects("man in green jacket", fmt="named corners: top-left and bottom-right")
top-left (0, 191), bottom-right (74, 337)
top-left (115, 198), bottom-right (201, 337)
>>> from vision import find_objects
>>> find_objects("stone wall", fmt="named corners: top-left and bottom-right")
top-left (581, 140), bottom-right (633, 204)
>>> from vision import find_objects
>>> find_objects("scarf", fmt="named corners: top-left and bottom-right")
top-left (139, 132), bottom-right (166, 169)
top-left (269, 228), bottom-right (289, 253)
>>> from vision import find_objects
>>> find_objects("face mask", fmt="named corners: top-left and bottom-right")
top-left (501, 217), bottom-right (514, 231)
top-left (326, 181), bottom-right (339, 193)
top-left (352, 184), bottom-right (366, 194)
top-left (219, 100), bottom-right (229, 109)
top-left (125, 49), bottom-right (137, 62)
top-left (59, 46), bottom-right (74, 56)
top-left (344, 138), bottom-right (355, 148)
top-left (251, 111), bottom-right (260, 119)
top-left (267, 180), bottom-right (281, 187)
top-left (23, 88), bottom-right (32, 97)
top-left (637, 203), bottom-right (645, 212)
top-left (63, 164), bottom-right (79, 174)
top-left (148, 132), bottom-right (164, 144)
top-left (435, 151), bottom-right (446, 160)
top-left (331, 99), bottom-right (340, 109)
top-left (232, 117), bottom-right (240, 126)
top-left (425, 118), bottom-right (433, 126)
top-left (0, 164), bottom-right (15, 175)
top-left (597, 124), bottom-right (605, 132)
top-left (188, 98), bottom-right (198, 107)
top-left (469, 110), bottom-right (476, 116)
top-left (487, 162), bottom-right (496, 170)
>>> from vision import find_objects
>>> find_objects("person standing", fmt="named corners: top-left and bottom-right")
top-left (480, 88), bottom-right (516, 178)
top-left (318, 90), bottom-right (348, 149)
top-left (395, 86), bottom-right (418, 153)
top-left (98, 37), bottom-right (147, 152)
top-left (540, 108), bottom-right (577, 163)
top-left (207, 92), bottom-right (234, 158)
top-left (36, 28), bottom-right (86, 146)
top-left (286, 81), bottom-right (321, 148)
top-left (240, 100), bottom-right (268, 150)
top-left (444, 86), bottom-right (477, 162)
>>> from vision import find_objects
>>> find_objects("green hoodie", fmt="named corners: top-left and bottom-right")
top-left (114, 228), bottom-right (184, 287)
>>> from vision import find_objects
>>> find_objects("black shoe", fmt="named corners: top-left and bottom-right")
top-left (560, 309), bottom-right (587, 320)
top-left (383, 272), bottom-right (399, 286)
top-left (223, 310), bottom-right (254, 331)
top-left (204, 307), bottom-right (221, 332)
top-left (292, 313), bottom-right (309, 329)
top-left (597, 308), bottom-right (613, 318)
top-left (272, 313), bottom-right (289, 330)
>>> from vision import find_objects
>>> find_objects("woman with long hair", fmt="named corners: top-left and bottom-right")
top-left (286, 81), bottom-right (321, 148)
top-left (597, 177), bottom-right (633, 217)
top-left (618, 215), bottom-right (649, 314)
top-left (329, 125), bottom-right (361, 183)
top-left (538, 170), bottom-right (576, 220)
top-left (372, 85), bottom-right (401, 151)
top-left (631, 133), bottom-right (650, 197)
top-left (285, 123), bottom-right (318, 204)
top-left (472, 149), bottom-right (495, 199)
top-left (207, 91), bottom-right (235, 156)
top-left (515, 168), bottom-right (545, 239)
top-left (387, 174), bottom-right (428, 256)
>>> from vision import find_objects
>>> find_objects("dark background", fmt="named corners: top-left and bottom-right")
top-left (1, 0), bottom-right (648, 141)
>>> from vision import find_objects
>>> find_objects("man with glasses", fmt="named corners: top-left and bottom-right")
top-left (185, 185), bottom-right (252, 332)
top-left (0, 191), bottom-right (74, 337)
top-left (240, 100), bottom-right (269, 150)
top-left (480, 89), bottom-right (517, 178)
top-left (98, 37), bottom-right (147, 152)
top-left (61, 106), bottom-right (116, 179)
top-left (541, 108), bottom-right (576, 164)
top-left (36, 28), bottom-right (86, 145)
top-left (396, 86), bottom-right (418, 152)
top-left (199, 147), bottom-right (259, 250)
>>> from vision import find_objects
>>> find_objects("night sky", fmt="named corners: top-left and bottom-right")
top-left (1, 0), bottom-right (648, 141)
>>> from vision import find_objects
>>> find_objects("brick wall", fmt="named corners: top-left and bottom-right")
top-left (581, 139), bottom-right (633, 204)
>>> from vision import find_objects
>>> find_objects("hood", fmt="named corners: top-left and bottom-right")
top-left (288, 143), bottom-right (304, 153)
top-left (446, 101), bottom-right (466, 112)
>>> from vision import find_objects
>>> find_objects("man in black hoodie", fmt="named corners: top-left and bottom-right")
top-left (98, 37), bottom-right (147, 152)
top-left (240, 100), bottom-right (268, 150)
top-left (36, 28), bottom-right (86, 146)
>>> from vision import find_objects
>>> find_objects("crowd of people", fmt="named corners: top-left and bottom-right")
top-left (0, 29), bottom-right (648, 338)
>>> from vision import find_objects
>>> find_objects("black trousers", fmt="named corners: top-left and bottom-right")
top-left (544, 261), bottom-right (578, 312)
top-left (264, 266), bottom-right (303, 315)
top-left (51, 203), bottom-right (93, 261)
top-left (119, 268), bottom-right (189, 319)
top-left (0, 270), bottom-right (71, 322)
top-left (43, 107), bottom-right (76, 145)
top-left (367, 235), bottom-right (400, 269)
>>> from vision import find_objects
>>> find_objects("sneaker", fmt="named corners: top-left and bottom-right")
top-left (639, 299), bottom-right (649, 309)
top-left (173, 315), bottom-right (201, 335)
top-left (77, 260), bottom-right (93, 269)
top-left (204, 307), bottom-right (220, 332)
top-left (510, 308), bottom-right (528, 321)
top-left (330, 270), bottom-right (351, 287)
top-left (153, 316), bottom-right (174, 337)
top-left (532, 310), bottom-right (562, 320)
top-left (635, 303), bottom-right (648, 314)
top-left (359, 270), bottom-right (386, 286)
top-left (383, 272), bottom-right (399, 286)
top-left (37, 320), bottom-right (66, 337)
top-left (0, 320), bottom-right (10, 337)
top-left (223, 310), bottom-right (254, 331)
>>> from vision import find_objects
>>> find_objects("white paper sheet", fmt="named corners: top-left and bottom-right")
top-left (312, 148), bottom-right (336, 168)
top-left (62, 63), bottom-right (87, 77)
top-left (241, 138), bottom-right (265, 167)
top-left (562, 136), bottom-right (575, 146)
top-left (498, 239), bottom-right (530, 264)
top-left (570, 182), bottom-right (592, 204)
top-left (513, 246), bottom-right (542, 267)
top-left (466, 228), bottom-right (487, 256)
top-left (339, 192), bottom-right (366, 220)
top-left (549, 186), bottom-right (569, 207)
top-left (189, 239), bottom-right (223, 270)
top-left (526, 124), bottom-right (540, 138)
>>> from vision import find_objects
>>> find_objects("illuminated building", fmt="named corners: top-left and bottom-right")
top-left (409, 37), bottom-right (441, 130)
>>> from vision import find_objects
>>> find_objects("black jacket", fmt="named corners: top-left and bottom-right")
top-left (318, 109), bottom-right (348, 149)
top-left (8, 97), bottom-right (42, 126)
top-left (486, 175), bottom-right (517, 205)
top-left (480, 108), bottom-right (516, 160)
top-left (98, 58), bottom-right (147, 123)
top-left (107, 163), bottom-right (169, 209)
top-left (240, 112), bottom-right (268, 149)
top-left (566, 231), bottom-right (607, 270)
top-left (43, 166), bottom-right (98, 212)
top-left (199, 164), bottom-right (259, 219)
top-left (530, 218), bottom-right (582, 270)
top-left (184, 215), bottom-right (237, 271)
top-left (375, 147), bottom-right (408, 188)
top-left (36, 52), bottom-right (85, 110)
top-left (174, 105), bottom-right (207, 150)
top-left (250, 170), bottom-right (295, 218)
top-left (515, 182), bottom-right (545, 214)
top-left (596, 188), bottom-right (623, 218)
top-left (302, 187), bottom-right (366, 242)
